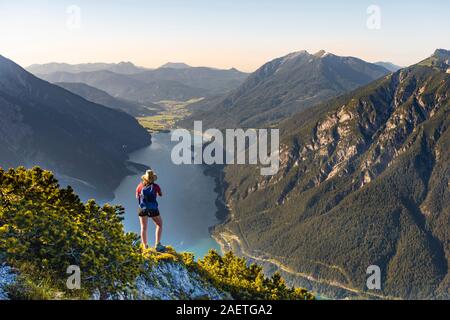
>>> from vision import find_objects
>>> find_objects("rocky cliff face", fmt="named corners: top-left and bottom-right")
top-left (216, 50), bottom-right (450, 299)
top-left (0, 261), bottom-right (227, 300)
top-left (134, 262), bottom-right (228, 300)
top-left (278, 63), bottom-right (449, 196)
top-left (0, 264), bottom-right (16, 300)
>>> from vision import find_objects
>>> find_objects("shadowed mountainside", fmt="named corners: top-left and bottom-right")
top-left (0, 55), bottom-right (151, 199)
top-left (55, 82), bottom-right (161, 117)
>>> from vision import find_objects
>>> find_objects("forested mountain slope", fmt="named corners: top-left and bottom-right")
top-left (214, 49), bottom-right (450, 299)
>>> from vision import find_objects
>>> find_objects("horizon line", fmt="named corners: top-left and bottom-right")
top-left (19, 47), bottom-right (440, 73)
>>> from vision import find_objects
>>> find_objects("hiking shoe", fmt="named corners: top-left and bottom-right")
top-left (155, 243), bottom-right (166, 252)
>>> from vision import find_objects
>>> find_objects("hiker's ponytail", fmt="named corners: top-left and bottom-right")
top-left (142, 170), bottom-right (157, 186)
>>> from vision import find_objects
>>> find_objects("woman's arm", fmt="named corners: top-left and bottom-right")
top-left (136, 183), bottom-right (142, 198)
top-left (156, 185), bottom-right (162, 196)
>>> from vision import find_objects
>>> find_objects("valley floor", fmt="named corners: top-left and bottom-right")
top-left (137, 98), bottom-right (204, 133)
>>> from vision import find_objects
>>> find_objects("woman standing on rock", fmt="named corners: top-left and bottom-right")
top-left (136, 170), bottom-right (166, 252)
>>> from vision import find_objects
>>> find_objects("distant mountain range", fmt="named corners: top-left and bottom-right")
top-left (213, 49), bottom-right (450, 299)
top-left (0, 55), bottom-right (151, 200)
top-left (28, 62), bottom-right (249, 104)
top-left (159, 62), bottom-right (192, 69)
top-left (375, 61), bottom-right (403, 72)
top-left (55, 82), bottom-right (161, 117)
top-left (185, 50), bottom-right (390, 128)
top-left (130, 66), bottom-right (248, 95)
top-left (27, 61), bottom-right (148, 75)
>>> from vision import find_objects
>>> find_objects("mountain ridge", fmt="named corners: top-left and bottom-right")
top-left (159, 62), bottom-right (192, 69)
top-left (35, 69), bottom-right (208, 105)
top-left (184, 50), bottom-right (390, 128)
top-left (27, 61), bottom-right (148, 75)
top-left (374, 61), bottom-right (403, 72)
top-left (33, 65), bottom-right (248, 104)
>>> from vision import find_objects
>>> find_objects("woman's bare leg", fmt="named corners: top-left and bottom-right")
top-left (139, 216), bottom-right (149, 248)
top-left (151, 215), bottom-right (163, 246)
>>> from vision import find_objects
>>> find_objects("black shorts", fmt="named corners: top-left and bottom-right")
top-left (138, 208), bottom-right (160, 218)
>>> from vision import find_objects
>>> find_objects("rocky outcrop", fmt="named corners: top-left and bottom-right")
top-left (0, 264), bottom-right (16, 300)
top-left (134, 262), bottom-right (228, 300)
top-left (0, 260), bottom-right (228, 301)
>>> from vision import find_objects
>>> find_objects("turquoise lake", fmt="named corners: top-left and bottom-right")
top-left (111, 132), bottom-right (221, 258)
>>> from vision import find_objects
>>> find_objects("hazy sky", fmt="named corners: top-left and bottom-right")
top-left (1, 0), bottom-right (449, 72)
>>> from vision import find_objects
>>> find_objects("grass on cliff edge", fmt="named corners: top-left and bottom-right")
top-left (144, 246), bottom-right (315, 300)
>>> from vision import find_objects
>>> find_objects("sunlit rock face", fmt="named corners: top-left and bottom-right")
top-left (134, 262), bottom-right (229, 300)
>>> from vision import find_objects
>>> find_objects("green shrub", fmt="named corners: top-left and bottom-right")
top-left (0, 167), bottom-right (143, 299)
top-left (185, 250), bottom-right (315, 300)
